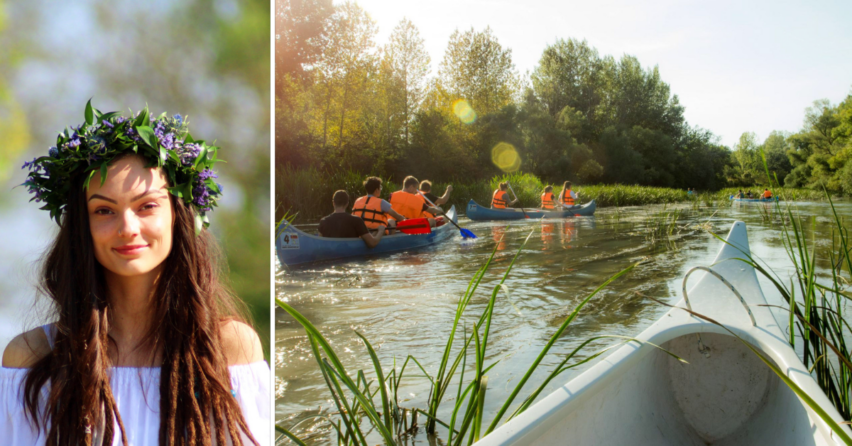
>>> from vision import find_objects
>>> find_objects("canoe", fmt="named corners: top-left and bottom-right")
top-left (466, 199), bottom-right (596, 221)
top-left (477, 221), bottom-right (850, 446)
top-left (730, 196), bottom-right (779, 202)
top-left (276, 206), bottom-right (458, 267)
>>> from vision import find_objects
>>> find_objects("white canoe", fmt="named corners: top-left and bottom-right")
top-left (477, 221), bottom-right (851, 446)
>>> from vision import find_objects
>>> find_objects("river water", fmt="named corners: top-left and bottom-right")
top-left (275, 200), bottom-right (850, 445)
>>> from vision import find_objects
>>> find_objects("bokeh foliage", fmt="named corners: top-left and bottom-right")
top-left (0, 0), bottom-right (271, 356)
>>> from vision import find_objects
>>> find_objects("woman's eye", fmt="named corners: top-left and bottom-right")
top-left (140, 203), bottom-right (159, 211)
top-left (94, 208), bottom-right (113, 215)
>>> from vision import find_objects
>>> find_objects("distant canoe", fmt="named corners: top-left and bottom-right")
top-left (466, 199), bottom-right (596, 221)
top-left (730, 196), bottom-right (779, 202)
top-left (276, 206), bottom-right (458, 267)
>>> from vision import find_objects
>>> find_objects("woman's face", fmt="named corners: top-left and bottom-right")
top-left (86, 155), bottom-right (174, 278)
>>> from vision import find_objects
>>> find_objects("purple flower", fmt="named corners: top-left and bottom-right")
top-left (22, 157), bottom-right (37, 170)
top-left (66, 133), bottom-right (82, 149)
top-left (160, 132), bottom-right (177, 150)
top-left (178, 143), bottom-right (202, 166)
top-left (48, 146), bottom-right (59, 157)
top-left (215, 183), bottom-right (223, 194)
top-left (198, 168), bottom-right (217, 181)
top-left (173, 114), bottom-right (183, 125)
top-left (102, 120), bottom-right (114, 129)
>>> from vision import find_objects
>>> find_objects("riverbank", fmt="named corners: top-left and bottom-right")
top-left (275, 165), bottom-right (835, 223)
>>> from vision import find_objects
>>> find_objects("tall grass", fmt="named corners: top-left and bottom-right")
top-left (275, 233), bottom-right (680, 445)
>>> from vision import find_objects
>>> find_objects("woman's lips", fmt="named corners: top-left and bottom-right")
top-left (113, 244), bottom-right (149, 255)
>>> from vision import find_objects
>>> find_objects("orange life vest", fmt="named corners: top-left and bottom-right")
top-left (351, 195), bottom-right (388, 229)
top-left (492, 190), bottom-right (509, 209)
top-left (763, 190), bottom-right (772, 199)
top-left (560, 189), bottom-right (574, 206)
top-left (541, 192), bottom-right (555, 210)
top-left (389, 190), bottom-right (428, 220)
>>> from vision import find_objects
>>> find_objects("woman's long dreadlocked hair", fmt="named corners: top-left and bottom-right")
top-left (22, 162), bottom-right (259, 446)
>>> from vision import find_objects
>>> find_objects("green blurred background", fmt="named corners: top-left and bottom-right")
top-left (0, 0), bottom-right (271, 357)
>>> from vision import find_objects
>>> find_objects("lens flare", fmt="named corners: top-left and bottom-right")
top-left (491, 142), bottom-right (521, 172)
top-left (453, 99), bottom-right (477, 124)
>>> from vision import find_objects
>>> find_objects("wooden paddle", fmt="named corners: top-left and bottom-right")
top-left (418, 192), bottom-right (477, 239)
top-left (506, 182), bottom-right (530, 219)
top-left (396, 218), bottom-right (432, 235)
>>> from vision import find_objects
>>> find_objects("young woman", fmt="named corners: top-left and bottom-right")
top-left (1, 103), bottom-right (269, 446)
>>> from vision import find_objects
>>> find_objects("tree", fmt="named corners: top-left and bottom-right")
top-left (275, 0), bottom-right (333, 78)
top-left (384, 19), bottom-right (430, 143)
top-left (438, 27), bottom-right (520, 116)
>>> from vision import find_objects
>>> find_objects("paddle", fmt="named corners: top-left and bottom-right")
top-left (506, 182), bottom-right (529, 219)
top-left (396, 218), bottom-right (432, 235)
top-left (418, 192), bottom-right (477, 239)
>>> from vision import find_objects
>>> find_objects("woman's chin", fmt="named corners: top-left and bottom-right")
top-left (102, 258), bottom-right (163, 278)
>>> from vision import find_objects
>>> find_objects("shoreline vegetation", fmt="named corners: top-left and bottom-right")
top-left (277, 0), bottom-right (852, 227)
top-left (275, 166), bottom-right (834, 224)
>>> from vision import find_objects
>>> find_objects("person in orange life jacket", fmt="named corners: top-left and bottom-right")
top-left (762, 188), bottom-right (773, 199)
top-left (390, 175), bottom-right (443, 228)
top-left (419, 180), bottom-right (453, 217)
top-left (351, 176), bottom-right (406, 234)
top-left (491, 182), bottom-right (518, 209)
top-left (558, 181), bottom-right (578, 208)
top-left (541, 185), bottom-right (556, 210)
top-left (319, 190), bottom-right (385, 248)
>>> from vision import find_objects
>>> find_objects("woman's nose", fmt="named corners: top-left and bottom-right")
top-left (118, 209), bottom-right (140, 237)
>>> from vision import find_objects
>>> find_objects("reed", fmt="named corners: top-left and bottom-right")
top-left (275, 233), bottom-right (680, 445)
top-left (644, 207), bottom-right (683, 247)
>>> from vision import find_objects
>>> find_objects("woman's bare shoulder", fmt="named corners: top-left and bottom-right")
top-left (2, 327), bottom-right (51, 368)
top-left (219, 320), bottom-right (264, 365)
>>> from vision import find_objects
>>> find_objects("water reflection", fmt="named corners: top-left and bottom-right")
top-left (276, 200), bottom-right (852, 445)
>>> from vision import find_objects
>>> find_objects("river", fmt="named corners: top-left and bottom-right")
top-left (274, 199), bottom-right (849, 445)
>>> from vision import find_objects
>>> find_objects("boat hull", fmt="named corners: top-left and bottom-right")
top-left (466, 199), bottom-right (596, 221)
top-left (731, 197), bottom-right (779, 202)
top-left (477, 221), bottom-right (850, 446)
top-left (276, 206), bottom-right (458, 267)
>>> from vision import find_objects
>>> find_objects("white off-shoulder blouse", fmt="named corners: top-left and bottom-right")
top-left (0, 325), bottom-right (270, 445)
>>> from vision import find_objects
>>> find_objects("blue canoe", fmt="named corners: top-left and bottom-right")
top-left (730, 196), bottom-right (779, 202)
top-left (276, 206), bottom-right (458, 267)
top-left (466, 199), bottom-right (596, 221)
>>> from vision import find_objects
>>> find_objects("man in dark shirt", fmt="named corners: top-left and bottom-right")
top-left (419, 180), bottom-right (452, 207)
top-left (318, 190), bottom-right (385, 248)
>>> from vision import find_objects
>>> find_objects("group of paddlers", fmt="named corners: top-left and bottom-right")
top-left (318, 175), bottom-right (583, 247)
top-left (734, 188), bottom-right (773, 199)
top-left (318, 175), bottom-right (452, 246)
top-left (491, 181), bottom-right (580, 210)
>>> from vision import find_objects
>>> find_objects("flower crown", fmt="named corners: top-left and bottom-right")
top-left (22, 100), bottom-right (223, 234)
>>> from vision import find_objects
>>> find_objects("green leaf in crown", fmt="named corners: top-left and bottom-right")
top-left (21, 99), bottom-right (224, 234)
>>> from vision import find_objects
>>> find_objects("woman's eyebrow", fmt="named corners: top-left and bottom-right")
top-left (88, 194), bottom-right (117, 203)
top-left (132, 189), bottom-right (168, 201)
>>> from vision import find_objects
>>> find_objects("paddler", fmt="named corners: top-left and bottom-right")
top-left (541, 185), bottom-right (556, 210)
top-left (558, 181), bottom-right (578, 208)
top-left (319, 190), bottom-right (385, 248)
top-left (351, 176), bottom-right (406, 234)
top-left (390, 176), bottom-right (443, 227)
top-left (762, 188), bottom-right (773, 199)
top-left (491, 182), bottom-right (519, 209)
top-left (419, 180), bottom-right (453, 218)
top-left (419, 180), bottom-right (452, 207)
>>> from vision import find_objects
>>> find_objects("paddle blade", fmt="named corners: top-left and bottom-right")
top-left (460, 228), bottom-right (478, 239)
top-left (397, 218), bottom-right (432, 235)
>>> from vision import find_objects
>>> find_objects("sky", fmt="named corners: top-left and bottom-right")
top-left (348, 0), bottom-right (852, 148)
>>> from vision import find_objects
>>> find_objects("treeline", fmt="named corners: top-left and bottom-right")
top-left (276, 0), bottom-right (731, 194)
top-left (727, 95), bottom-right (852, 193)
